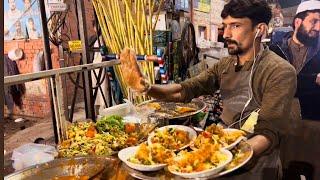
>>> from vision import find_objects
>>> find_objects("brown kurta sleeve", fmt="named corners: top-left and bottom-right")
top-left (253, 56), bottom-right (297, 155)
top-left (179, 61), bottom-right (222, 102)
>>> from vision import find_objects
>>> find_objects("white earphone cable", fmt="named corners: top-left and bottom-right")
top-left (238, 30), bottom-right (261, 127)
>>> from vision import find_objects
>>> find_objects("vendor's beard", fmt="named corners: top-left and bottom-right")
top-left (296, 25), bottom-right (319, 47)
top-left (225, 39), bottom-right (244, 55)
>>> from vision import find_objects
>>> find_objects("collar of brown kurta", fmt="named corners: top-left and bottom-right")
top-left (225, 47), bottom-right (270, 72)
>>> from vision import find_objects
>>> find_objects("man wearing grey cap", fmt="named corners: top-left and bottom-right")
top-left (275, 0), bottom-right (320, 121)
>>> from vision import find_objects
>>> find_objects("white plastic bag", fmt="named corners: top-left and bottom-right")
top-left (12, 143), bottom-right (57, 171)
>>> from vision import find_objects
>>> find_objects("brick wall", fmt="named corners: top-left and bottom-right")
top-left (61, 0), bottom-right (95, 105)
top-left (62, 0), bottom-right (95, 43)
top-left (4, 1), bottom-right (109, 118)
top-left (4, 39), bottom-right (59, 118)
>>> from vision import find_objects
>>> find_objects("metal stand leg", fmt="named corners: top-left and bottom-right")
top-left (77, 0), bottom-right (95, 121)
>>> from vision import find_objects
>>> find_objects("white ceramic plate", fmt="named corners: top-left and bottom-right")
top-left (118, 146), bottom-right (166, 172)
top-left (168, 149), bottom-right (233, 179)
top-left (193, 127), bottom-right (204, 132)
top-left (223, 128), bottom-right (247, 150)
top-left (190, 128), bottom-right (246, 151)
top-left (147, 125), bottom-right (197, 151)
top-left (214, 142), bottom-right (253, 177)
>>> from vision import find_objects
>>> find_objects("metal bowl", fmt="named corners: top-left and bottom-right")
top-left (5, 156), bottom-right (119, 180)
top-left (137, 99), bottom-right (206, 120)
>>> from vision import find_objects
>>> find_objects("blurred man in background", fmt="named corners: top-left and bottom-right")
top-left (274, 0), bottom-right (320, 121)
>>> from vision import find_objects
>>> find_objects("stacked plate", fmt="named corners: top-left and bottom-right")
top-left (118, 124), bottom-right (252, 179)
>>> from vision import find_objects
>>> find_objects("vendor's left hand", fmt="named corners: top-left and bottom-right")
top-left (316, 73), bottom-right (320, 86)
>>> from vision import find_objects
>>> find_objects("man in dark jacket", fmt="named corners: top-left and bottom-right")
top-left (272, 0), bottom-right (320, 121)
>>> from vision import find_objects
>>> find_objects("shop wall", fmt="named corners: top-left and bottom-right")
top-left (4, 0), bottom-right (59, 118)
top-left (193, 10), bottom-right (211, 42)
top-left (62, 0), bottom-right (95, 43)
top-left (210, 0), bottom-right (224, 25)
top-left (192, 0), bottom-right (225, 42)
top-left (4, 39), bottom-right (59, 118)
top-left (209, 0), bottom-right (225, 42)
top-left (61, 0), bottom-right (96, 105)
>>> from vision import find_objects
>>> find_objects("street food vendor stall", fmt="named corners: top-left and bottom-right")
top-left (4, 0), bottom-right (310, 180)
top-left (115, 0), bottom-right (299, 179)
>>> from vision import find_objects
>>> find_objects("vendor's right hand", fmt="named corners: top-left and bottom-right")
top-left (316, 73), bottom-right (320, 86)
top-left (119, 48), bottom-right (150, 93)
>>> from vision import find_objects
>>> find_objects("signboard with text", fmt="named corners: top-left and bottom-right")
top-left (48, 3), bottom-right (68, 12)
top-left (194, 0), bottom-right (211, 13)
top-left (68, 40), bottom-right (82, 52)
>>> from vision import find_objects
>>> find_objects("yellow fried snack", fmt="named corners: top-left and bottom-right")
top-left (222, 130), bottom-right (246, 145)
top-left (150, 143), bottom-right (175, 164)
top-left (194, 124), bottom-right (246, 149)
top-left (147, 102), bottom-right (161, 110)
top-left (135, 143), bottom-right (150, 164)
top-left (175, 106), bottom-right (197, 114)
top-left (169, 144), bottom-right (227, 173)
top-left (205, 124), bottom-right (225, 135)
top-left (128, 143), bottom-right (175, 165)
top-left (119, 48), bottom-right (150, 93)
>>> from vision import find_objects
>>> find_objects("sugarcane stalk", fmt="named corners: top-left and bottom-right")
top-left (123, 0), bottom-right (145, 53)
top-left (92, 0), bottom-right (156, 103)
top-left (94, 2), bottom-right (116, 52)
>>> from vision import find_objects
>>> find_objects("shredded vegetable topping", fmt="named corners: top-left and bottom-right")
top-left (151, 127), bottom-right (190, 150)
top-left (58, 116), bottom-right (138, 158)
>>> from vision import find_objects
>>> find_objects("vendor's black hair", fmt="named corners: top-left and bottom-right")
top-left (292, 9), bottom-right (320, 29)
top-left (221, 0), bottom-right (272, 28)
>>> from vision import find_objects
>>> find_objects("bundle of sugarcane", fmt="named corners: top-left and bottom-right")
top-left (92, 0), bottom-right (164, 104)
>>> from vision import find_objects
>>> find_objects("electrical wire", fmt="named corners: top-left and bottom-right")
top-left (45, 0), bottom-right (109, 106)
top-left (48, 11), bottom-right (69, 49)
top-left (228, 107), bottom-right (260, 128)
top-left (234, 31), bottom-right (264, 128)
top-left (63, 1), bottom-right (107, 90)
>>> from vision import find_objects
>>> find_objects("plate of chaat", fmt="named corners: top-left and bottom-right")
top-left (192, 124), bottom-right (246, 150)
top-left (148, 125), bottom-right (197, 151)
top-left (167, 144), bottom-right (233, 178)
top-left (118, 143), bottom-right (175, 171)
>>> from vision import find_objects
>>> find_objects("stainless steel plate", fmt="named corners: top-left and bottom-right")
top-left (137, 99), bottom-right (206, 120)
top-left (5, 156), bottom-right (118, 180)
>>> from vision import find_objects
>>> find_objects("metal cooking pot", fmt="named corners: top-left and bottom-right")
top-left (5, 156), bottom-right (119, 180)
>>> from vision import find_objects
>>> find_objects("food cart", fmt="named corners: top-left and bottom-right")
top-left (4, 0), bottom-right (261, 179)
